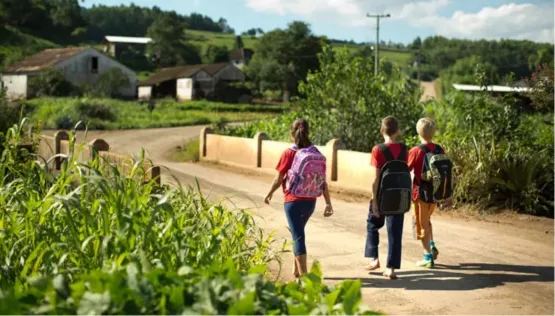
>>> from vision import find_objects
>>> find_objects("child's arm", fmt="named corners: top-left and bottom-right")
top-left (323, 185), bottom-right (333, 217)
top-left (264, 172), bottom-right (284, 204)
top-left (370, 166), bottom-right (380, 216)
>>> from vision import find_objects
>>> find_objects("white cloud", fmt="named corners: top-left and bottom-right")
top-left (419, 3), bottom-right (554, 43)
top-left (244, 0), bottom-right (553, 43)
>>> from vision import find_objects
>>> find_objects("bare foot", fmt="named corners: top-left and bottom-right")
top-left (364, 260), bottom-right (381, 271)
top-left (293, 259), bottom-right (300, 278)
top-left (383, 269), bottom-right (399, 280)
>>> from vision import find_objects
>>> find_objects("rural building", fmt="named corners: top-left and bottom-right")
top-left (1, 47), bottom-right (137, 99)
top-left (230, 48), bottom-right (254, 69)
top-left (452, 83), bottom-right (531, 93)
top-left (101, 36), bottom-right (152, 59)
top-left (138, 63), bottom-right (245, 101)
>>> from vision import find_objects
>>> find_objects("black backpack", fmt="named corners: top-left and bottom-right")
top-left (418, 144), bottom-right (453, 203)
top-left (376, 143), bottom-right (412, 215)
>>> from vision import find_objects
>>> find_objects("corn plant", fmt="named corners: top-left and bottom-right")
top-left (0, 123), bottom-right (278, 287)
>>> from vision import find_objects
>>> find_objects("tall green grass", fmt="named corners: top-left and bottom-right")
top-left (0, 121), bottom-right (278, 288)
top-left (25, 97), bottom-right (285, 130)
top-left (0, 120), bottom-right (374, 314)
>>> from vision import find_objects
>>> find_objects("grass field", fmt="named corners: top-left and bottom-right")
top-left (186, 29), bottom-right (412, 68)
top-left (0, 27), bottom-right (59, 71)
top-left (25, 97), bottom-right (287, 130)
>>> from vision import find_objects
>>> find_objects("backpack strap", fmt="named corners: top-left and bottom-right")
top-left (418, 144), bottom-right (430, 153)
top-left (291, 145), bottom-right (298, 151)
top-left (434, 144), bottom-right (443, 155)
top-left (377, 143), bottom-right (394, 162)
top-left (398, 143), bottom-right (408, 161)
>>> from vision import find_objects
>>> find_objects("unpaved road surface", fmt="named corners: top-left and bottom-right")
top-left (420, 81), bottom-right (438, 102)
top-left (51, 127), bottom-right (554, 315)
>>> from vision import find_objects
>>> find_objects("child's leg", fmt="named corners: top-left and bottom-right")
top-left (385, 213), bottom-right (405, 275)
top-left (416, 200), bottom-right (432, 253)
top-left (365, 200), bottom-right (384, 268)
top-left (284, 201), bottom-right (314, 276)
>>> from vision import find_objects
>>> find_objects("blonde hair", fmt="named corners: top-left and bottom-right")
top-left (416, 117), bottom-right (436, 140)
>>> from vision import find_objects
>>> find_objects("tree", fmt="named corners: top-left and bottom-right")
top-left (97, 68), bottom-right (131, 97)
top-left (218, 18), bottom-right (234, 34)
top-left (298, 45), bottom-right (422, 151)
top-left (526, 64), bottom-right (554, 112)
top-left (204, 45), bottom-right (229, 63)
top-left (245, 21), bottom-right (323, 99)
top-left (146, 12), bottom-right (201, 67)
top-left (242, 28), bottom-right (257, 37)
top-left (440, 55), bottom-right (498, 92)
top-left (234, 35), bottom-right (244, 50)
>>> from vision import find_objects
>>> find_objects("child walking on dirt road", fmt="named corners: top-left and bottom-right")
top-left (365, 116), bottom-right (412, 280)
top-left (408, 117), bottom-right (453, 268)
top-left (264, 118), bottom-right (334, 279)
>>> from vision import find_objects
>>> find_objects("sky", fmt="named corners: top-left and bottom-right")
top-left (83, 0), bottom-right (554, 44)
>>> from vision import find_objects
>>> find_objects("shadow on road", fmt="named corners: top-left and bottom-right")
top-left (325, 263), bottom-right (554, 291)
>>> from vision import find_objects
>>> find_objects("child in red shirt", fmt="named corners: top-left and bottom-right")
top-left (365, 116), bottom-right (407, 280)
top-left (264, 118), bottom-right (333, 279)
top-left (408, 117), bottom-right (452, 268)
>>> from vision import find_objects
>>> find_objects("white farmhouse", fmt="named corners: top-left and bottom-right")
top-left (1, 47), bottom-right (137, 99)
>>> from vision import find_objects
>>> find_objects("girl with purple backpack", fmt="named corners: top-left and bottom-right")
top-left (264, 118), bottom-right (334, 278)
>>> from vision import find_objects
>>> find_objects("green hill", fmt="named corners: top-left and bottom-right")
top-left (0, 26), bottom-right (59, 71)
top-left (186, 29), bottom-right (412, 68)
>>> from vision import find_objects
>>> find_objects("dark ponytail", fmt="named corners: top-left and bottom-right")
top-left (291, 118), bottom-right (312, 149)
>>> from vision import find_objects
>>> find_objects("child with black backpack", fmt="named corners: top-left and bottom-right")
top-left (364, 116), bottom-right (412, 280)
top-left (408, 117), bottom-right (453, 268)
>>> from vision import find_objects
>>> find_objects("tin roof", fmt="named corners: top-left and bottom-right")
top-left (139, 63), bottom-right (231, 86)
top-left (3, 47), bottom-right (89, 73)
top-left (453, 83), bottom-right (531, 93)
top-left (104, 36), bottom-right (153, 44)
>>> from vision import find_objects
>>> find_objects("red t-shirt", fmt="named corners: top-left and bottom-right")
top-left (408, 143), bottom-right (446, 201)
top-left (276, 148), bottom-right (317, 203)
top-left (370, 143), bottom-right (407, 169)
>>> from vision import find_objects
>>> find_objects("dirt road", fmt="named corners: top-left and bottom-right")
top-left (420, 81), bottom-right (438, 102)
top-left (55, 127), bottom-right (554, 315)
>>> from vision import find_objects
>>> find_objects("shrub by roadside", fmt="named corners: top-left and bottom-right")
top-left (25, 97), bottom-right (284, 130)
top-left (0, 123), bottom-right (375, 315)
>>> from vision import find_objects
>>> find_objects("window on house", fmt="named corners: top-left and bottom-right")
top-left (91, 57), bottom-right (98, 74)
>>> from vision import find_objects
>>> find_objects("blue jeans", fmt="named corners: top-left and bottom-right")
top-left (284, 200), bottom-right (316, 256)
top-left (364, 200), bottom-right (405, 269)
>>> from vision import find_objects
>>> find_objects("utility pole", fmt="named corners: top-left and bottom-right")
top-left (366, 13), bottom-right (391, 76)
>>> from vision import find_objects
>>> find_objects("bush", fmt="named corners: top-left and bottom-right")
top-left (426, 93), bottom-right (554, 216)
top-left (97, 67), bottom-right (131, 98)
top-left (28, 68), bottom-right (76, 97)
top-left (298, 45), bottom-right (422, 151)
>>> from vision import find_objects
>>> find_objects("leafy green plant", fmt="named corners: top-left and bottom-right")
top-left (171, 138), bottom-right (200, 162)
top-left (28, 68), bottom-right (76, 97)
top-left (0, 121), bottom-right (376, 315)
top-left (96, 68), bottom-right (131, 98)
top-left (0, 261), bottom-right (375, 315)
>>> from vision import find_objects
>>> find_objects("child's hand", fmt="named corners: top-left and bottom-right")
top-left (440, 197), bottom-right (453, 209)
top-left (372, 200), bottom-right (380, 218)
top-left (264, 193), bottom-right (272, 205)
top-left (324, 204), bottom-right (334, 217)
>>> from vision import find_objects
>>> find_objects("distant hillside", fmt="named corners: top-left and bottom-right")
top-left (186, 29), bottom-right (413, 68)
top-left (0, 27), bottom-right (59, 72)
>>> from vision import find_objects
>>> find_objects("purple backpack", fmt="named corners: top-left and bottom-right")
top-left (286, 145), bottom-right (327, 198)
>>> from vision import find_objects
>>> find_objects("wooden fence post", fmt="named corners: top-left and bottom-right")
top-left (199, 127), bottom-right (213, 159)
top-left (254, 132), bottom-right (268, 168)
top-left (326, 138), bottom-right (344, 182)
top-left (53, 130), bottom-right (69, 170)
top-left (151, 165), bottom-right (161, 185)
top-left (88, 139), bottom-right (110, 160)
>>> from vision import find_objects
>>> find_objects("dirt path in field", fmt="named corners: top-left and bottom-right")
top-left (50, 127), bottom-right (554, 315)
top-left (420, 81), bottom-right (438, 102)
